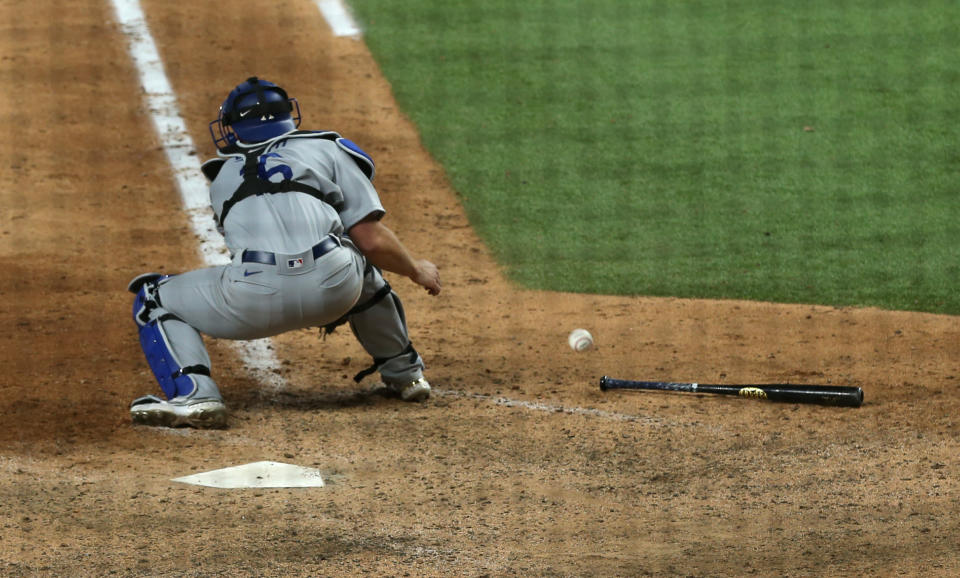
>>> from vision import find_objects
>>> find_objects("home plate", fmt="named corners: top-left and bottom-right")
top-left (172, 461), bottom-right (325, 489)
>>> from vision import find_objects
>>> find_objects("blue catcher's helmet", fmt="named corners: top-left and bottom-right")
top-left (209, 76), bottom-right (301, 150)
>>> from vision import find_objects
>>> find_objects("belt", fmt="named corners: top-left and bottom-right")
top-left (241, 234), bottom-right (341, 266)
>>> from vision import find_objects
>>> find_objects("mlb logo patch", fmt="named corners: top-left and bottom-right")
top-left (287, 258), bottom-right (304, 269)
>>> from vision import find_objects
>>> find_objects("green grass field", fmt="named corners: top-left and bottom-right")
top-left (348, 0), bottom-right (959, 314)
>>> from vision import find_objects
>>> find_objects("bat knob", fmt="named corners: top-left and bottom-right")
top-left (599, 376), bottom-right (608, 391)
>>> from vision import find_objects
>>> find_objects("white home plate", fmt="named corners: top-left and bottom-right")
top-left (172, 461), bottom-right (325, 489)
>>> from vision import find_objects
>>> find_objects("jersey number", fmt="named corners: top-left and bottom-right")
top-left (241, 152), bottom-right (293, 181)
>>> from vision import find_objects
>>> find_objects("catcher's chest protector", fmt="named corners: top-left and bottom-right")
top-left (217, 149), bottom-right (344, 226)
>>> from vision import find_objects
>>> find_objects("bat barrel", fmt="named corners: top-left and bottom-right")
top-left (753, 385), bottom-right (864, 407)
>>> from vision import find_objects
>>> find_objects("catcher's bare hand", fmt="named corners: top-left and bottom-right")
top-left (411, 259), bottom-right (441, 296)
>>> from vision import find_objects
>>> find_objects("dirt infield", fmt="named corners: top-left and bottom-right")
top-left (2, 1), bottom-right (959, 576)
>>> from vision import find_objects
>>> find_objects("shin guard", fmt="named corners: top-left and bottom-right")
top-left (137, 318), bottom-right (208, 399)
top-left (130, 274), bottom-right (210, 400)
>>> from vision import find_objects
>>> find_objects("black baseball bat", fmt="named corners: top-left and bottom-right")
top-left (599, 376), bottom-right (864, 407)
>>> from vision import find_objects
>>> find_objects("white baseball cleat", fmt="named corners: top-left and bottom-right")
top-left (130, 395), bottom-right (228, 429)
top-left (386, 377), bottom-right (431, 402)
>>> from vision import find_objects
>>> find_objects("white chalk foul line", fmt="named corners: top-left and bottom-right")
top-left (315, 0), bottom-right (362, 37)
top-left (435, 389), bottom-right (720, 430)
top-left (110, 0), bottom-right (285, 391)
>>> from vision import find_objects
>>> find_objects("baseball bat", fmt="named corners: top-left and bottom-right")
top-left (599, 376), bottom-right (864, 407)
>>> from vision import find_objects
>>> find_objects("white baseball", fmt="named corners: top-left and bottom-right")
top-left (568, 328), bottom-right (594, 351)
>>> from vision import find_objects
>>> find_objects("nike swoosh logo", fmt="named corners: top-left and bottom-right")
top-left (243, 270), bottom-right (263, 277)
top-left (239, 109), bottom-right (252, 117)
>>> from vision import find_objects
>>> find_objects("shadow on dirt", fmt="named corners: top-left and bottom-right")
top-left (231, 384), bottom-right (406, 413)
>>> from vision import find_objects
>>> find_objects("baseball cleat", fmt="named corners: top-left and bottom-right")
top-left (130, 394), bottom-right (228, 429)
top-left (386, 377), bottom-right (431, 402)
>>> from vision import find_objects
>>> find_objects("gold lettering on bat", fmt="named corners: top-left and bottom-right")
top-left (738, 387), bottom-right (767, 399)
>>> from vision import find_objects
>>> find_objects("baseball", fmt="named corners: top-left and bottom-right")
top-left (568, 328), bottom-right (594, 352)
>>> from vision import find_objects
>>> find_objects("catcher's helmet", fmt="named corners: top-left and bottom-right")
top-left (209, 76), bottom-right (301, 150)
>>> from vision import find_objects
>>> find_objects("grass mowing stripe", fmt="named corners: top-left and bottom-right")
top-left (349, 0), bottom-right (960, 314)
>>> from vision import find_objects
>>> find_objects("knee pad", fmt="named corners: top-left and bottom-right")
top-left (129, 273), bottom-right (208, 399)
top-left (321, 279), bottom-right (393, 334)
top-left (129, 272), bottom-right (167, 327)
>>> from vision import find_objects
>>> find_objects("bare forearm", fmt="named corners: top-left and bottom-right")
top-left (356, 224), bottom-right (418, 277)
top-left (349, 219), bottom-right (442, 295)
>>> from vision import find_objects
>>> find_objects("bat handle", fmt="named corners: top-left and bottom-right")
top-left (599, 376), bottom-right (609, 391)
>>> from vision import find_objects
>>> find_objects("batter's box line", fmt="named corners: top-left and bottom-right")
top-left (434, 389), bottom-right (721, 431)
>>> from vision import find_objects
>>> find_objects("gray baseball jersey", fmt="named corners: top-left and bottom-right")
top-left (209, 133), bottom-right (385, 255)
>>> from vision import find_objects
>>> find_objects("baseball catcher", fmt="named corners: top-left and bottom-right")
top-left (128, 76), bottom-right (441, 428)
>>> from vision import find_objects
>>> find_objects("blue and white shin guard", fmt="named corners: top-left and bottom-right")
top-left (128, 273), bottom-right (220, 401)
